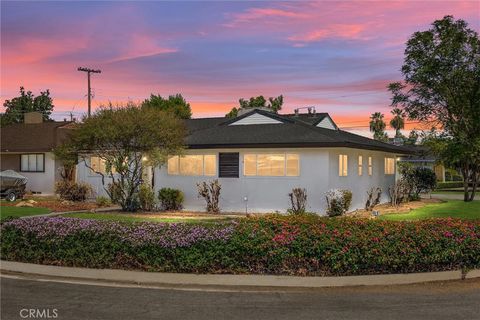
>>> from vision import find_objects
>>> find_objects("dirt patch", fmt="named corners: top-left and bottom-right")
top-left (100, 211), bottom-right (246, 220)
top-left (347, 198), bottom-right (443, 219)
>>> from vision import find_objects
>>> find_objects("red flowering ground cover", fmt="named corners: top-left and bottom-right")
top-left (1, 214), bottom-right (479, 276)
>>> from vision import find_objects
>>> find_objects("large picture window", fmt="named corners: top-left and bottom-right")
top-left (243, 153), bottom-right (299, 177)
top-left (384, 157), bottom-right (395, 175)
top-left (89, 156), bottom-right (117, 175)
top-left (20, 154), bottom-right (44, 172)
top-left (168, 155), bottom-right (216, 176)
top-left (339, 154), bottom-right (348, 176)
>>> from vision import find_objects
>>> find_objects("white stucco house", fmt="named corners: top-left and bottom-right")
top-left (77, 108), bottom-right (411, 214)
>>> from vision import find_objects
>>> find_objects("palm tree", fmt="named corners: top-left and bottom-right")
top-left (369, 112), bottom-right (388, 142)
top-left (390, 108), bottom-right (405, 138)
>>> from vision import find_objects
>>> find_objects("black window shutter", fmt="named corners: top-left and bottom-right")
top-left (219, 153), bottom-right (239, 178)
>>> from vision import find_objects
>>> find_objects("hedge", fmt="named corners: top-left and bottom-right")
top-left (436, 181), bottom-right (465, 189)
top-left (1, 215), bottom-right (479, 276)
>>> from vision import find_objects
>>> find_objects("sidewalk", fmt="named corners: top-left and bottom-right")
top-left (2, 261), bottom-right (478, 288)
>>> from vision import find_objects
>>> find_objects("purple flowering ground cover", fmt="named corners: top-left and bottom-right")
top-left (1, 215), bottom-right (479, 276)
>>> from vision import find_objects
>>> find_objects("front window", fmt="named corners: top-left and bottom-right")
top-left (89, 156), bottom-right (116, 175)
top-left (168, 155), bottom-right (216, 176)
top-left (20, 154), bottom-right (44, 172)
top-left (384, 157), bottom-right (395, 175)
top-left (243, 153), bottom-right (299, 177)
top-left (358, 155), bottom-right (363, 176)
top-left (368, 156), bottom-right (373, 176)
top-left (339, 154), bottom-right (348, 176)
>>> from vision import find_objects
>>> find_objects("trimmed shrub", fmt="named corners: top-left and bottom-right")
top-left (437, 181), bottom-right (464, 189)
top-left (138, 184), bottom-right (155, 211)
top-left (197, 180), bottom-right (221, 214)
top-left (325, 189), bottom-right (352, 217)
top-left (2, 216), bottom-right (479, 276)
top-left (55, 181), bottom-right (92, 202)
top-left (107, 182), bottom-right (122, 204)
top-left (288, 188), bottom-right (307, 215)
top-left (95, 196), bottom-right (111, 207)
top-left (158, 188), bottom-right (184, 211)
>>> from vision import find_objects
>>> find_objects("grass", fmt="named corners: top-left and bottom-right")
top-left (0, 206), bottom-right (51, 221)
top-left (63, 212), bottom-right (236, 224)
top-left (380, 200), bottom-right (480, 221)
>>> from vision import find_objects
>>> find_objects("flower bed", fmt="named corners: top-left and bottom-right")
top-left (1, 215), bottom-right (479, 275)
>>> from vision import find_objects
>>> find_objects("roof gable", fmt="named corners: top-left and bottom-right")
top-left (223, 109), bottom-right (291, 126)
top-left (315, 116), bottom-right (337, 130)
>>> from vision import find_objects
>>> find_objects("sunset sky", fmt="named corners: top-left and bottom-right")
top-left (1, 1), bottom-right (479, 135)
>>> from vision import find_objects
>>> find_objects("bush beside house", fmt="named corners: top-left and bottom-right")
top-left (2, 215), bottom-right (478, 276)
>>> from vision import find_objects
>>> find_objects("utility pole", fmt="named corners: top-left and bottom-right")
top-left (77, 67), bottom-right (101, 117)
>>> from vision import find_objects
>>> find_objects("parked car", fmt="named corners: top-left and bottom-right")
top-left (0, 170), bottom-right (28, 201)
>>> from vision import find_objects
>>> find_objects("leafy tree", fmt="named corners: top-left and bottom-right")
top-left (1, 87), bottom-right (54, 126)
top-left (142, 94), bottom-right (192, 119)
top-left (225, 95), bottom-right (283, 118)
top-left (388, 16), bottom-right (480, 201)
top-left (404, 130), bottom-right (419, 145)
top-left (390, 108), bottom-right (405, 138)
top-left (62, 103), bottom-right (186, 211)
top-left (369, 112), bottom-right (389, 142)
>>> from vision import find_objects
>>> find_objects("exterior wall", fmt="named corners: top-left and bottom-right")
top-left (1, 152), bottom-right (56, 194)
top-left (328, 148), bottom-right (396, 210)
top-left (76, 158), bottom-right (112, 198)
top-left (153, 148), bottom-right (398, 214)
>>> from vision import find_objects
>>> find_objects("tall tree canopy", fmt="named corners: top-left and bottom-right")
top-left (142, 94), bottom-right (192, 119)
top-left (1, 87), bottom-right (54, 126)
top-left (389, 16), bottom-right (480, 201)
top-left (226, 95), bottom-right (283, 118)
top-left (61, 103), bottom-right (186, 211)
top-left (390, 108), bottom-right (405, 138)
top-left (369, 112), bottom-right (388, 142)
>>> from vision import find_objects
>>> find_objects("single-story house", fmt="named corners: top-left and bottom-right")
top-left (77, 108), bottom-right (411, 213)
top-left (0, 112), bottom-right (73, 194)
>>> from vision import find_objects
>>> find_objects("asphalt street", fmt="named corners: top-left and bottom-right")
top-left (1, 276), bottom-right (479, 320)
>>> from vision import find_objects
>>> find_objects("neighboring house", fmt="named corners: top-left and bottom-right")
top-left (398, 145), bottom-right (459, 183)
top-left (0, 112), bottom-right (73, 194)
top-left (78, 108), bottom-right (411, 213)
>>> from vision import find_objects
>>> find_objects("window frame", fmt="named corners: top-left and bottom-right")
top-left (19, 153), bottom-right (45, 173)
top-left (243, 153), bottom-right (300, 177)
top-left (339, 154), bottom-right (348, 177)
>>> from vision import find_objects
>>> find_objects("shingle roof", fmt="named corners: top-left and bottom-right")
top-left (1, 121), bottom-right (73, 152)
top-left (185, 109), bottom-right (412, 154)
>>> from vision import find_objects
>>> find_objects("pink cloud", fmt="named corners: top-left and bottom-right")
top-left (288, 24), bottom-right (367, 42)
top-left (225, 6), bottom-right (306, 27)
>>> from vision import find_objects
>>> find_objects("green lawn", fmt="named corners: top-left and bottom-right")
top-left (63, 212), bottom-right (235, 224)
top-left (380, 200), bottom-right (480, 221)
top-left (0, 206), bottom-right (51, 221)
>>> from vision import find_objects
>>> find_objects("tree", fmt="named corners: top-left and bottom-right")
top-left (388, 16), bottom-right (480, 201)
top-left (1, 87), bottom-right (54, 126)
top-left (404, 130), bottom-right (419, 145)
top-left (63, 103), bottom-right (186, 211)
top-left (142, 94), bottom-right (192, 119)
top-left (225, 95), bottom-right (283, 118)
top-left (390, 108), bottom-right (405, 138)
top-left (369, 112), bottom-right (389, 142)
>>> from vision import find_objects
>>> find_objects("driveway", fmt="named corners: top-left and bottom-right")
top-left (425, 192), bottom-right (480, 201)
top-left (1, 275), bottom-right (479, 320)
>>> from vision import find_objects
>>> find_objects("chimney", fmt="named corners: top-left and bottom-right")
top-left (24, 112), bottom-right (43, 124)
top-left (294, 108), bottom-right (299, 116)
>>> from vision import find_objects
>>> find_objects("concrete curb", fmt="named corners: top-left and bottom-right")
top-left (1, 261), bottom-right (478, 288)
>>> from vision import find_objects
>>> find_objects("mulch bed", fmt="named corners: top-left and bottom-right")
top-left (347, 198), bottom-right (443, 219)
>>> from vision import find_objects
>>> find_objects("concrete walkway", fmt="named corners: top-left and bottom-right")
top-left (1, 261), bottom-right (478, 288)
top-left (423, 193), bottom-right (480, 201)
